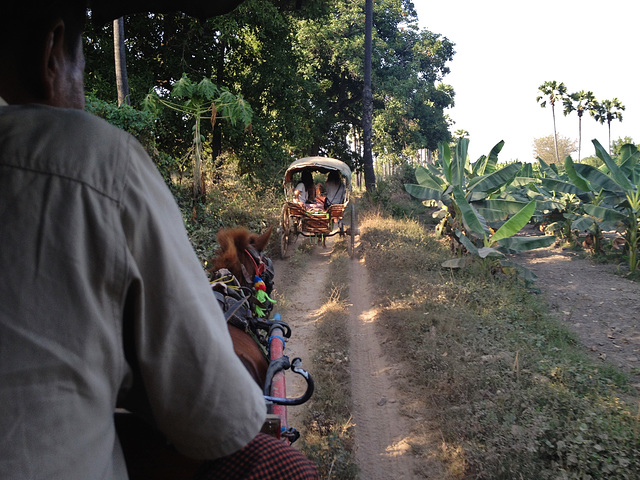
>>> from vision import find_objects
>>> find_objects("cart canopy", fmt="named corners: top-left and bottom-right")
top-left (284, 157), bottom-right (351, 187)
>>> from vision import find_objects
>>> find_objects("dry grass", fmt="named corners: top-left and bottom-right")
top-left (357, 208), bottom-right (640, 480)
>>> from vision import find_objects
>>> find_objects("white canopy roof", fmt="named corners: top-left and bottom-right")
top-left (284, 157), bottom-right (352, 186)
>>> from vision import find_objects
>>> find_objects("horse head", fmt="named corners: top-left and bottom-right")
top-left (212, 225), bottom-right (274, 293)
top-left (209, 226), bottom-right (274, 389)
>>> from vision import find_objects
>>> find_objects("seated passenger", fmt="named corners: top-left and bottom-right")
top-left (293, 170), bottom-right (314, 204)
top-left (315, 183), bottom-right (327, 205)
top-left (324, 170), bottom-right (346, 206)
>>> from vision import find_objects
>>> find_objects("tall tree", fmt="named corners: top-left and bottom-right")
top-left (592, 98), bottom-right (625, 154)
top-left (113, 17), bottom-right (130, 106)
top-left (562, 90), bottom-right (596, 162)
top-left (536, 81), bottom-right (567, 164)
top-left (362, 0), bottom-right (375, 192)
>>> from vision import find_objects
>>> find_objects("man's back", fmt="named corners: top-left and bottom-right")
top-left (0, 105), bottom-right (265, 479)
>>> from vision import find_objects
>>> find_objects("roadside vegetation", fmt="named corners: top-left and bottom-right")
top-left (356, 177), bottom-right (640, 479)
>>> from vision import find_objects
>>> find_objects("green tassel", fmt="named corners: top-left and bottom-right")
top-left (255, 289), bottom-right (276, 305)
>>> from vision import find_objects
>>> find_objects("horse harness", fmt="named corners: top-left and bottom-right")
top-left (210, 261), bottom-right (314, 442)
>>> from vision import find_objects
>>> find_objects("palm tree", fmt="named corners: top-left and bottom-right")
top-left (563, 90), bottom-right (596, 162)
top-left (592, 98), bottom-right (625, 154)
top-left (537, 81), bottom-right (568, 164)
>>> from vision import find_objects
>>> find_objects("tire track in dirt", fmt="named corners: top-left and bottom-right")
top-left (272, 242), bottom-right (331, 437)
top-left (348, 255), bottom-right (416, 479)
top-left (273, 238), bottom-right (417, 477)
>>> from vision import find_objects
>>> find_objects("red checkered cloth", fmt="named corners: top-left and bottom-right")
top-left (193, 433), bottom-right (319, 480)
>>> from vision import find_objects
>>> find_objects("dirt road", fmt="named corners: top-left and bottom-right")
top-left (272, 237), bottom-right (416, 478)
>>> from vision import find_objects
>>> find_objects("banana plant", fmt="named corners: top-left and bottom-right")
top-left (406, 138), bottom-right (555, 279)
top-left (442, 187), bottom-right (555, 280)
top-left (563, 140), bottom-right (640, 271)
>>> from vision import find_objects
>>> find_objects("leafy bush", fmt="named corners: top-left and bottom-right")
top-left (85, 94), bottom-right (156, 150)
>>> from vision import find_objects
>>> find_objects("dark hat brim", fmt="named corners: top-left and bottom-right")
top-left (89, 0), bottom-right (245, 25)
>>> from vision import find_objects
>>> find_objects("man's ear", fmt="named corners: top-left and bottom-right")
top-left (40, 20), bottom-right (66, 102)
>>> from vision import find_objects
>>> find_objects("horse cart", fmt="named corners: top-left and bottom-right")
top-left (279, 157), bottom-right (357, 258)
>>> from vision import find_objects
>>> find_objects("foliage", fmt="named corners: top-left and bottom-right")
top-left (84, 0), bottom-right (456, 184)
top-left (144, 74), bottom-right (252, 197)
top-left (592, 98), bottom-right (626, 153)
top-left (404, 138), bottom-right (555, 279)
top-left (173, 159), bottom-right (281, 264)
top-left (85, 94), bottom-right (184, 183)
top-left (611, 136), bottom-right (638, 157)
top-left (562, 90), bottom-right (597, 161)
top-left (537, 81), bottom-right (568, 164)
top-left (533, 134), bottom-right (577, 165)
top-left (564, 140), bottom-right (640, 272)
top-left (367, 162), bottom-right (433, 218)
top-left (85, 94), bottom-right (156, 149)
top-left (358, 208), bottom-right (640, 480)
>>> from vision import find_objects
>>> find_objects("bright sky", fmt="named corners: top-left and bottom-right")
top-left (414, 0), bottom-right (640, 163)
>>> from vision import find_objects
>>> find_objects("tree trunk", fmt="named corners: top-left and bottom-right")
top-left (113, 17), bottom-right (130, 106)
top-left (362, 0), bottom-right (376, 192)
top-left (551, 103), bottom-right (559, 163)
top-left (211, 38), bottom-right (226, 181)
top-left (577, 110), bottom-right (583, 162)
top-left (193, 115), bottom-right (203, 198)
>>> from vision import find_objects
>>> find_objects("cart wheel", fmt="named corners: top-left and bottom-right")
top-left (347, 203), bottom-right (356, 258)
top-left (280, 204), bottom-right (290, 259)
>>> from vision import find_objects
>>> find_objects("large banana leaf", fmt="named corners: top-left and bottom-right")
top-left (415, 166), bottom-right (445, 190)
top-left (490, 200), bottom-right (536, 244)
top-left (467, 191), bottom-right (489, 202)
top-left (593, 139), bottom-right (634, 191)
top-left (618, 144), bottom-right (640, 182)
top-left (475, 199), bottom-right (530, 215)
top-left (571, 216), bottom-right (598, 231)
top-left (574, 163), bottom-right (624, 193)
top-left (451, 138), bottom-right (469, 187)
top-left (511, 176), bottom-right (540, 187)
top-left (564, 156), bottom-right (591, 192)
top-left (485, 140), bottom-right (504, 174)
top-left (453, 186), bottom-right (489, 238)
top-left (472, 140), bottom-right (504, 176)
top-left (404, 183), bottom-right (444, 201)
top-left (538, 158), bottom-right (559, 179)
top-left (440, 142), bottom-right (452, 184)
top-left (426, 162), bottom-right (444, 180)
top-left (582, 203), bottom-right (628, 224)
top-left (475, 207), bottom-right (510, 222)
top-left (455, 230), bottom-right (479, 256)
top-left (497, 235), bottom-right (555, 252)
top-left (541, 178), bottom-right (585, 195)
top-left (519, 162), bottom-right (534, 178)
top-left (467, 162), bottom-right (522, 194)
top-left (499, 259), bottom-right (538, 282)
top-left (471, 155), bottom-right (487, 177)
